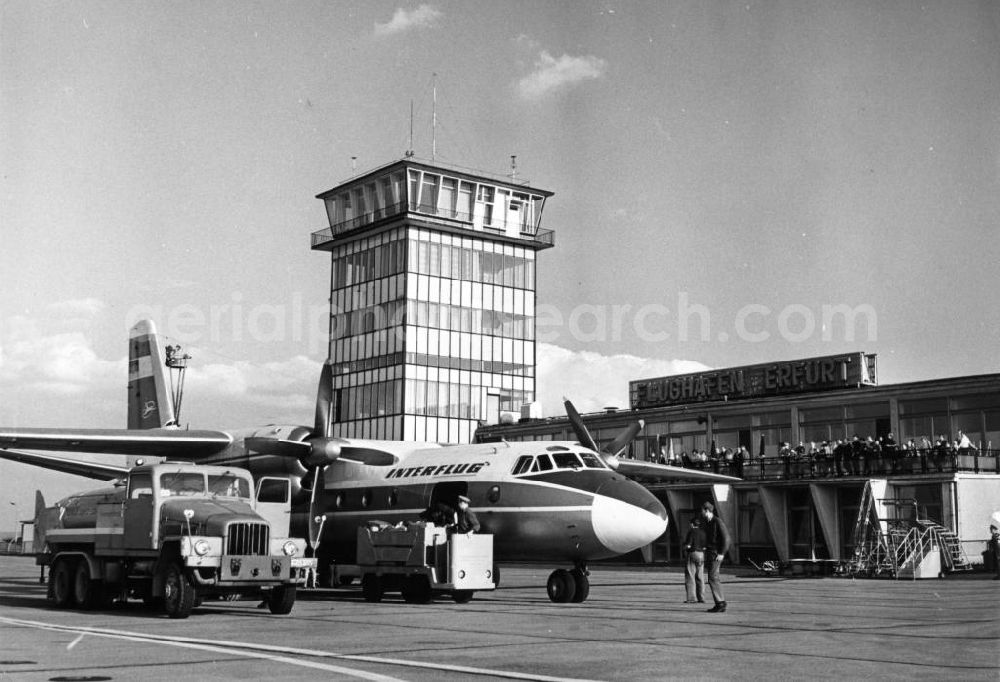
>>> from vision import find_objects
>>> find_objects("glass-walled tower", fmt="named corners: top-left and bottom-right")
top-left (311, 159), bottom-right (554, 443)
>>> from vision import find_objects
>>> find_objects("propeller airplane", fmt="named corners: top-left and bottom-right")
top-left (0, 320), bottom-right (738, 602)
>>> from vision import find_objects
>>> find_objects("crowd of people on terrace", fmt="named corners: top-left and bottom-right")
top-left (653, 431), bottom-right (989, 478)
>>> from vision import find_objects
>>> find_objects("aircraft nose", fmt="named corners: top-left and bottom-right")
top-left (591, 479), bottom-right (668, 555)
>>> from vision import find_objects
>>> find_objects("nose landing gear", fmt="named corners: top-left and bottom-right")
top-left (546, 565), bottom-right (590, 603)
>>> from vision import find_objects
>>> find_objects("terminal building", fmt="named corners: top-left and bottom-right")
top-left (311, 159), bottom-right (553, 443)
top-left (476, 354), bottom-right (1000, 571)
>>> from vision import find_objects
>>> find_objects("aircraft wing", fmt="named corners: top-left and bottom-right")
top-left (615, 459), bottom-right (741, 483)
top-left (0, 427), bottom-right (233, 457)
top-left (0, 448), bottom-right (129, 481)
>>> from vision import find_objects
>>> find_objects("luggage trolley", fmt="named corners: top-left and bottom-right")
top-left (356, 522), bottom-right (494, 603)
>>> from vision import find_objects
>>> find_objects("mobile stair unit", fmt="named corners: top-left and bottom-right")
top-left (847, 481), bottom-right (971, 579)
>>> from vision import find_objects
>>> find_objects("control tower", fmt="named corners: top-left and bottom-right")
top-left (311, 158), bottom-right (554, 443)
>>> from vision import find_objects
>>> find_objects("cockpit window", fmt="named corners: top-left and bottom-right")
top-left (552, 452), bottom-right (583, 470)
top-left (532, 454), bottom-right (554, 472)
top-left (208, 474), bottom-right (251, 499)
top-left (512, 455), bottom-right (534, 476)
top-left (579, 451), bottom-right (606, 469)
top-left (159, 472), bottom-right (206, 496)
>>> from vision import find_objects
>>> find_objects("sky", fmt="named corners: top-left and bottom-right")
top-left (1, 1), bottom-right (998, 531)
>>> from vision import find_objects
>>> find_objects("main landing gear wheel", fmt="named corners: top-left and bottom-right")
top-left (569, 568), bottom-right (590, 603)
top-left (546, 569), bottom-right (576, 603)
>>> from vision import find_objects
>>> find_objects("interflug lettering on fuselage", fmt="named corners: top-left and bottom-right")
top-left (384, 462), bottom-right (487, 479)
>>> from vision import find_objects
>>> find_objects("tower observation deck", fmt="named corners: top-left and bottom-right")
top-left (311, 158), bottom-right (554, 443)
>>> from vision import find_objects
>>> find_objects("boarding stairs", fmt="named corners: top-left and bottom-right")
top-left (914, 519), bottom-right (972, 573)
top-left (846, 481), bottom-right (892, 577)
top-left (846, 482), bottom-right (969, 579)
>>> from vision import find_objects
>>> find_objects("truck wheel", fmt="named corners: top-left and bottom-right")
top-left (452, 590), bottom-right (474, 604)
top-left (492, 563), bottom-right (500, 587)
top-left (546, 569), bottom-right (576, 603)
top-left (402, 575), bottom-right (432, 604)
top-left (267, 585), bottom-right (297, 615)
top-left (72, 561), bottom-right (100, 610)
top-left (50, 559), bottom-right (74, 608)
top-left (163, 562), bottom-right (196, 619)
top-left (361, 574), bottom-right (383, 603)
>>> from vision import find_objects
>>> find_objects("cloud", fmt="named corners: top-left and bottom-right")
top-left (534, 343), bottom-right (709, 416)
top-left (45, 298), bottom-right (107, 318)
top-left (517, 51), bottom-right (607, 99)
top-left (0, 312), bottom-right (321, 429)
top-left (374, 4), bottom-right (442, 37)
top-left (0, 307), bottom-right (120, 399)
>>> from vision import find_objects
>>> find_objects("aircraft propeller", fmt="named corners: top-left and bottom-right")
top-left (245, 361), bottom-right (341, 547)
top-left (563, 398), bottom-right (644, 471)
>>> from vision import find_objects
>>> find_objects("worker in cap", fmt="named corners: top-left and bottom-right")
top-left (453, 494), bottom-right (480, 536)
top-left (700, 500), bottom-right (731, 612)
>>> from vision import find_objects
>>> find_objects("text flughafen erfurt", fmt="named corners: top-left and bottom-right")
top-left (630, 353), bottom-right (877, 409)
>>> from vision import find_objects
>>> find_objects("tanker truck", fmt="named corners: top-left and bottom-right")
top-left (35, 461), bottom-right (314, 618)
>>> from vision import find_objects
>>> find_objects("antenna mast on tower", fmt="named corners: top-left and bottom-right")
top-left (405, 100), bottom-right (415, 158)
top-left (431, 73), bottom-right (438, 161)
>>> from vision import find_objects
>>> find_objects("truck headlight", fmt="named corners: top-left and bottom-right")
top-left (194, 539), bottom-right (211, 556)
top-left (281, 540), bottom-right (298, 557)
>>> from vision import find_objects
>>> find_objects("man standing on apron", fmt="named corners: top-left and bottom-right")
top-left (682, 517), bottom-right (707, 604)
top-left (701, 501), bottom-right (732, 613)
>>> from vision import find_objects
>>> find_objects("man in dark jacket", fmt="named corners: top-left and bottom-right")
top-left (701, 501), bottom-right (731, 613)
top-left (453, 495), bottom-right (480, 535)
top-left (682, 518), bottom-right (707, 603)
top-left (988, 524), bottom-right (1000, 580)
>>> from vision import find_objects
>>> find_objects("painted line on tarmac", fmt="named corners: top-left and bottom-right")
top-left (0, 615), bottom-right (601, 682)
top-left (0, 616), bottom-right (402, 682)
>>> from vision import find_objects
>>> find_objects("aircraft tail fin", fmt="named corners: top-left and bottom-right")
top-left (127, 320), bottom-right (177, 429)
top-left (33, 490), bottom-right (47, 551)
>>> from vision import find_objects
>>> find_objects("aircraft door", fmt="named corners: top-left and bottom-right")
top-left (430, 481), bottom-right (468, 517)
top-left (256, 477), bottom-right (292, 539)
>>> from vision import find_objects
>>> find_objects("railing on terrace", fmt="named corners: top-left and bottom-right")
top-left (311, 200), bottom-right (554, 248)
top-left (646, 449), bottom-right (1000, 481)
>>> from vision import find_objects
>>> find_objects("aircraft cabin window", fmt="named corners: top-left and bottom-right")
top-left (579, 452), bottom-right (606, 469)
top-left (511, 455), bottom-right (534, 475)
top-left (487, 485), bottom-right (501, 504)
top-left (552, 453), bottom-right (583, 470)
